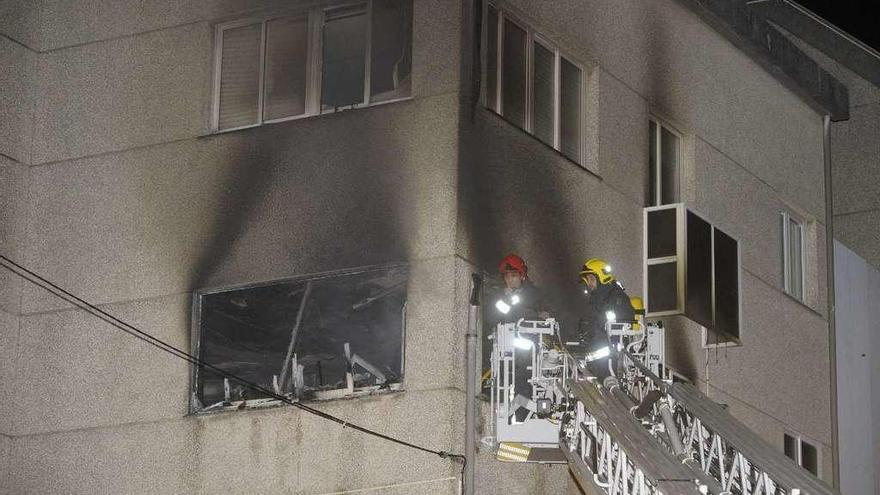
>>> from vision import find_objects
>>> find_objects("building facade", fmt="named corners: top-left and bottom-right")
top-left (0, 0), bottom-right (851, 493)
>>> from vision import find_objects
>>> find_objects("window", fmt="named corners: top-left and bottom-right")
top-left (648, 119), bottom-right (680, 206)
top-left (213, 0), bottom-right (413, 132)
top-left (485, 5), bottom-right (584, 164)
top-left (191, 265), bottom-right (407, 412)
top-left (784, 433), bottom-right (820, 477)
top-left (644, 204), bottom-right (741, 341)
top-left (781, 211), bottom-right (805, 301)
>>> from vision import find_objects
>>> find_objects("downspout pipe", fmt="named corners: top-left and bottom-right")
top-left (464, 273), bottom-right (482, 495)
top-left (823, 114), bottom-right (839, 489)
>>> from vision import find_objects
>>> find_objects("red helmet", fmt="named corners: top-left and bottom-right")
top-left (498, 254), bottom-right (528, 279)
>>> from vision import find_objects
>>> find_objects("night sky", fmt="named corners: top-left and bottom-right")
top-left (793, 0), bottom-right (880, 52)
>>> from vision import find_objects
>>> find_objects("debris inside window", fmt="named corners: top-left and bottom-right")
top-left (192, 265), bottom-right (407, 412)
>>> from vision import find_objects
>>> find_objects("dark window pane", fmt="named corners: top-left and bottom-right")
top-left (264, 16), bottom-right (309, 121)
top-left (789, 219), bottom-right (803, 300)
top-left (218, 23), bottom-right (262, 130)
top-left (648, 263), bottom-right (678, 313)
top-left (370, 0), bottom-right (412, 103)
top-left (784, 434), bottom-right (797, 460)
top-left (322, 7), bottom-right (367, 109)
top-left (713, 227), bottom-right (740, 339)
top-left (532, 42), bottom-right (555, 146)
top-left (501, 19), bottom-right (526, 127)
top-left (648, 120), bottom-right (657, 206)
top-left (196, 266), bottom-right (407, 407)
top-left (486, 5), bottom-right (499, 112)
top-left (560, 57), bottom-right (582, 162)
top-left (647, 208), bottom-right (678, 259)
top-left (686, 211), bottom-right (713, 328)
top-left (801, 440), bottom-right (818, 475)
top-left (660, 126), bottom-right (679, 204)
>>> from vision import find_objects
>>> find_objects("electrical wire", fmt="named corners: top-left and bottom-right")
top-left (0, 255), bottom-right (466, 479)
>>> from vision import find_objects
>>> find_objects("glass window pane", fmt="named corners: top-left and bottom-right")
top-left (789, 219), bottom-right (803, 300)
top-left (218, 23), bottom-right (263, 130)
top-left (784, 434), bottom-right (797, 461)
top-left (322, 7), bottom-right (367, 110)
top-left (264, 16), bottom-right (309, 121)
top-left (781, 212), bottom-right (788, 288)
top-left (801, 440), bottom-right (818, 475)
top-left (647, 208), bottom-right (677, 259)
top-left (532, 42), bottom-right (555, 146)
top-left (370, 0), bottom-right (412, 103)
top-left (713, 227), bottom-right (740, 340)
top-left (686, 211), bottom-right (713, 328)
top-left (501, 19), bottom-right (527, 127)
top-left (486, 5), bottom-right (499, 112)
top-left (560, 57), bottom-right (582, 162)
top-left (648, 263), bottom-right (678, 313)
top-left (648, 121), bottom-right (657, 206)
top-left (196, 266), bottom-right (407, 407)
top-left (660, 126), bottom-right (679, 204)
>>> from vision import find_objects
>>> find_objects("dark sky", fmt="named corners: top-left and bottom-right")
top-left (793, 0), bottom-right (880, 52)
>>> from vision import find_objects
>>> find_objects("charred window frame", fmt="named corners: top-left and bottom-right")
top-left (483, 3), bottom-right (585, 165)
top-left (190, 264), bottom-right (408, 413)
top-left (784, 432), bottom-right (820, 478)
top-left (212, 0), bottom-right (413, 132)
top-left (647, 118), bottom-right (681, 207)
top-left (644, 204), bottom-right (742, 343)
top-left (781, 211), bottom-right (806, 302)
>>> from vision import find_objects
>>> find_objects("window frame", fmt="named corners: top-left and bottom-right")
top-left (211, 0), bottom-right (412, 133)
top-left (188, 263), bottom-right (409, 414)
top-left (780, 210), bottom-right (806, 302)
top-left (483, 3), bottom-right (586, 165)
top-left (783, 432), bottom-right (821, 478)
top-left (648, 116), bottom-right (682, 207)
top-left (644, 203), bottom-right (743, 343)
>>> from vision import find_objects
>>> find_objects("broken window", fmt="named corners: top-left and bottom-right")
top-left (191, 265), bottom-right (407, 412)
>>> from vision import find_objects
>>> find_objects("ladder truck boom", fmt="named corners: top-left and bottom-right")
top-left (487, 318), bottom-right (840, 495)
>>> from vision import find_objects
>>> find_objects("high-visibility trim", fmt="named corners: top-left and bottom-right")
top-left (496, 442), bottom-right (531, 462)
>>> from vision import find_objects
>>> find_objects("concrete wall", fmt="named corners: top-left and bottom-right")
top-left (834, 241), bottom-right (880, 495)
top-left (460, 0), bottom-right (832, 484)
top-left (1, 0), bottom-right (838, 493)
top-left (778, 26), bottom-right (880, 270)
top-left (1, 0), bottom-right (470, 493)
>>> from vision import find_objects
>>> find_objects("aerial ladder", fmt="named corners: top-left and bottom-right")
top-left (486, 315), bottom-right (840, 495)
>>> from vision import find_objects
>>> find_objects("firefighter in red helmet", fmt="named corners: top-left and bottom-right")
top-left (493, 254), bottom-right (549, 322)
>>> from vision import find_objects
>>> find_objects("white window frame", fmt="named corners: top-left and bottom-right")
top-left (781, 210), bottom-right (806, 301)
top-left (211, 0), bottom-right (411, 133)
top-left (483, 3), bottom-right (585, 165)
top-left (644, 203), bottom-right (743, 344)
top-left (784, 432), bottom-right (821, 478)
top-left (648, 117), bottom-right (682, 207)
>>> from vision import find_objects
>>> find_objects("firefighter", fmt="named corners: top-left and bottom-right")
top-left (484, 254), bottom-right (548, 420)
top-left (492, 253), bottom-right (548, 322)
top-left (578, 258), bottom-right (634, 380)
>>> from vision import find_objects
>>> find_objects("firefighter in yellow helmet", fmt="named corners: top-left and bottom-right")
top-left (578, 258), bottom-right (634, 379)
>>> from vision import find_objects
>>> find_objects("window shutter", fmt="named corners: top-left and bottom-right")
top-left (218, 23), bottom-right (263, 130)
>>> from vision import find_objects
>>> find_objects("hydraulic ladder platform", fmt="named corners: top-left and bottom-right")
top-left (486, 318), bottom-right (840, 495)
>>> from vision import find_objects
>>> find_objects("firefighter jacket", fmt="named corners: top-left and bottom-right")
top-left (579, 281), bottom-right (634, 351)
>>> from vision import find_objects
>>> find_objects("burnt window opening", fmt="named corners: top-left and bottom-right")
top-left (191, 265), bottom-right (407, 412)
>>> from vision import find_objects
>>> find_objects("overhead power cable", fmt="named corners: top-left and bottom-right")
top-left (0, 255), bottom-right (466, 481)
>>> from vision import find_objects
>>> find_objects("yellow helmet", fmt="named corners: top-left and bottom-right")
top-left (579, 258), bottom-right (615, 285)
